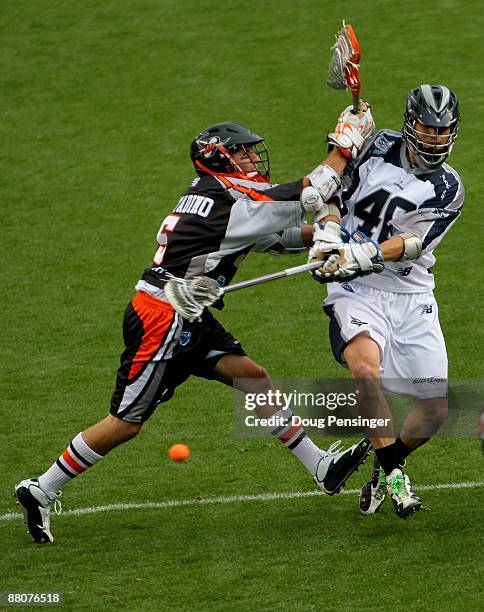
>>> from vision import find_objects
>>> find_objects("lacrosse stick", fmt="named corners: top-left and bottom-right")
top-left (164, 260), bottom-right (337, 319)
top-left (165, 260), bottom-right (335, 313)
top-left (327, 21), bottom-right (361, 114)
top-left (223, 259), bottom-right (335, 293)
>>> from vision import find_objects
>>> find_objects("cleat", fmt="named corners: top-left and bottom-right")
top-left (15, 478), bottom-right (62, 544)
top-left (359, 467), bottom-right (387, 515)
top-left (386, 468), bottom-right (422, 519)
top-left (314, 438), bottom-right (371, 495)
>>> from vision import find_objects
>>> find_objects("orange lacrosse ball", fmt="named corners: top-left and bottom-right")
top-left (168, 443), bottom-right (191, 462)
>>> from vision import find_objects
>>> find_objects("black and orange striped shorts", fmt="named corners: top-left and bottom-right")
top-left (110, 292), bottom-right (245, 423)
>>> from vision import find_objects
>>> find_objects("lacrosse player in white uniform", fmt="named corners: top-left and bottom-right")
top-left (310, 85), bottom-right (463, 518)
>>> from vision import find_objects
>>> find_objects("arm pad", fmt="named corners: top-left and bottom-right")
top-left (306, 164), bottom-right (341, 202)
top-left (398, 233), bottom-right (423, 261)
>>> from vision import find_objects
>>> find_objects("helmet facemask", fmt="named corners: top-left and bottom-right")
top-left (403, 119), bottom-right (458, 170)
top-left (221, 142), bottom-right (270, 182)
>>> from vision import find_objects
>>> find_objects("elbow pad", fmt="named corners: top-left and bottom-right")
top-left (398, 233), bottom-right (422, 261)
top-left (307, 164), bottom-right (341, 202)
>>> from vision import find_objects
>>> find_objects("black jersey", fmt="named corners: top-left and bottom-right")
top-left (136, 173), bottom-right (304, 302)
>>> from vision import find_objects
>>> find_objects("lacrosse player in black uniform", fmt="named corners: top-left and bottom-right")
top-left (16, 106), bottom-right (376, 544)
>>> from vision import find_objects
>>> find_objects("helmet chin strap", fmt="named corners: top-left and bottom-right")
top-left (406, 142), bottom-right (443, 172)
top-left (218, 145), bottom-right (246, 175)
top-left (211, 144), bottom-right (269, 182)
top-left (406, 146), bottom-right (420, 169)
top-left (195, 158), bottom-right (269, 183)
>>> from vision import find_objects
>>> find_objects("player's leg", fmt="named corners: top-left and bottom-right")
top-left (15, 415), bottom-right (143, 544)
top-left (347, 336), bottom-right (424, 518)
top-left (342, 333), bottom-right (423, 517)
top-left (15, 292), bottom-right (182, 544)
top-left (326, 289), bottom-right (398, 474)
top-left (394, 397), bottom-right (448, 461)
top-left (212, 353), bottom-right (371, 495)
top-left (341, 334), bottom-right (394, 514)
top-left (370, 291), bottom-right (449, 507)
top-left (325, 285), bottom-right (422, 518)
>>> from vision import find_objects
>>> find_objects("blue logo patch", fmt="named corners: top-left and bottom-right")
top-left (179, 331), bottom-right (192, 346)
top-left (373, 134), bottom-right (393, 157)
top-left (341, 283), bottom-right (354, 293)
top-left (216, 275), bottom-right (226, 287)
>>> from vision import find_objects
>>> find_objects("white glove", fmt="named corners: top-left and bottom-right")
top-left (308, 221), bottom-right (343, 282)
top-left (320, 239), bottom-right (384, 281)
top-left (328, 101), bottom-right (375, 160)
top-left (308, 220), bottom-right (342, 260)
top-left (164, 275), bottom-right (223, 321)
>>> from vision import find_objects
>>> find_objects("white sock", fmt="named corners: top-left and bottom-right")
top-left (268, 408), bottom-right (323, 474)
top-left (38, 432), bottom-right (103, 494)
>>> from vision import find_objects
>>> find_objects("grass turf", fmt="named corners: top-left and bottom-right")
top-left (1, 1), bottom-right (483, 610)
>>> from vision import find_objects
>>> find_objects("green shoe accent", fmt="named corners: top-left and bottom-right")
top-left (390, 473), bottom-right (405, 495)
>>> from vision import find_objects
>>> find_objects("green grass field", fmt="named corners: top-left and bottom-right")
top-left (1, 1), bottom-right (483, 610)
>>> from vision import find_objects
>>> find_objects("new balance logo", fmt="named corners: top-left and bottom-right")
top-left (350, 316), bottom-right (367, 327)
top-left (421, 304), bottom-right (433, 314)
top-left (397, 266), bottom-right (413, 276)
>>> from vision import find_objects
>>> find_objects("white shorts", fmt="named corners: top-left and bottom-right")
top-left (323, 282), bottom-right (448, 399)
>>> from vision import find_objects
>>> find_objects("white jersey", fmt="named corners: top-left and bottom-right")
top-left (335, 130), bottom-right (464, 293)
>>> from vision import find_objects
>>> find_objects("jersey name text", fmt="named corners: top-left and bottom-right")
top-left (174, 195), bottom-right (214, 217)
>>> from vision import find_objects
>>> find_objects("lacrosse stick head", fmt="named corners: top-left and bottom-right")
top-left (188, 276), bottom-right (223, 306)
top-left (164, 275), bottom-right (223, 321)
top-left (327, 21), bottom-right (361, 99)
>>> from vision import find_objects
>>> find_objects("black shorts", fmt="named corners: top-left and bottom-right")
top-left (110, 291), bottom-right (246, 423)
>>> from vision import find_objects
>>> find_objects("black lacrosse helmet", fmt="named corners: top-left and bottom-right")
top-left (402, 84), bottom-right (460, 170)
top-left (190, 122), bottom-right (270, 182)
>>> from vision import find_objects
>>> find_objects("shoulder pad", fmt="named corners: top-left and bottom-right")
top-left (368, 130), bottom-right (402, 158)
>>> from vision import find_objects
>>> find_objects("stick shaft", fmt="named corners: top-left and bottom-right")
top-left (222, 260), bottom-right (326, 294)
top-left (352, 92), bottom-right (360, 114)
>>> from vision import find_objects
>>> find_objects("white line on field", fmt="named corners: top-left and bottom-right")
top-left (2, 481), bottom-right (483, 523)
